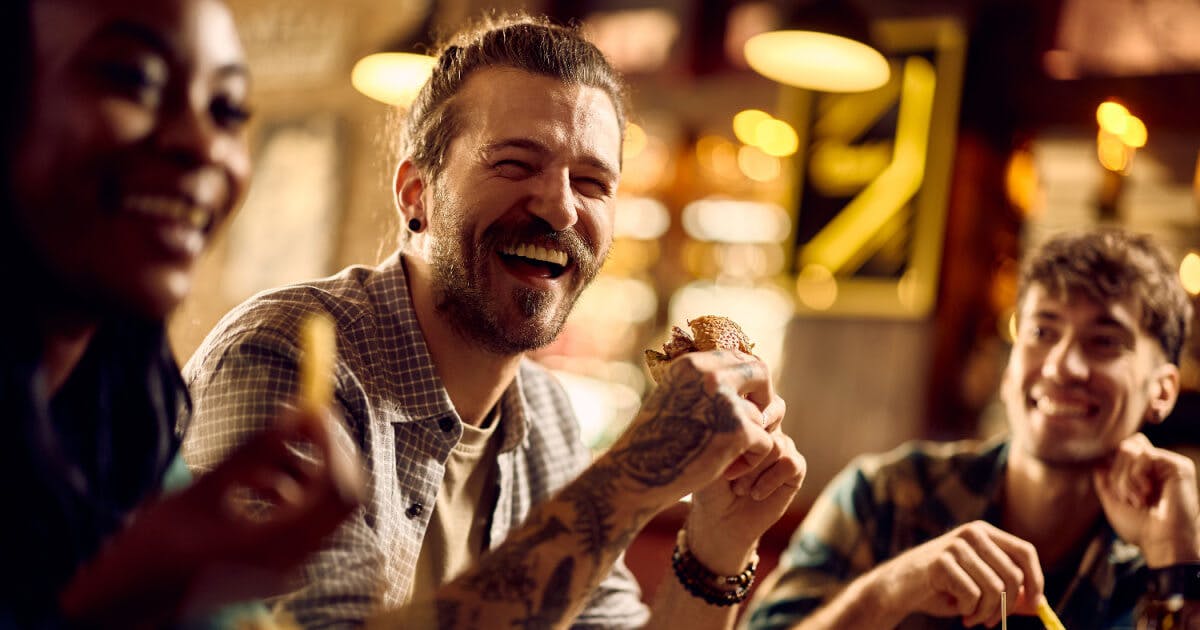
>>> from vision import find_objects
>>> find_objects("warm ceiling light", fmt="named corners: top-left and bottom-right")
top-left (1120, 116), bottom-right (1147, 148)
top-left (351, 52), bottom-right (435, 106)
top-left (623, 122), bottom-right (648, 161)
top-left (1097, 130), bottom-right (1131, 172)
top-left (1096, 101), bottom-right (1130, 135)
top-left (1181, 252), bottom-right (1200, 295)
top-left (737, 145), bottom-right (781, 182)
top-left (755, 118), bottom-right (799, 157)
top-left (744, 30), bottom-right (890, 92)
top-left (733, 109), bottom-right (773, 145)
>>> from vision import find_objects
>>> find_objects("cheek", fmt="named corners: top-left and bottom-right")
top-left (582, 203), bottom-right (615, 251)
top-left (1000, 364), bottom-right (1020, 403)
top-left (222, 138), bottom-right (252, 206)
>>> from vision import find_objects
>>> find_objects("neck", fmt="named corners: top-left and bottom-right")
top-left (403, 255), bottom-right (522, 426)
top-left (40, 313), bottom-right (99, 397)
top-left (1002, 443), bottom-right (1101, 567)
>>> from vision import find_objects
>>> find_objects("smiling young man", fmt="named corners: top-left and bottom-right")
top-left (748, 229), bottom-right (1198, 630)
top-left (183, 15), bottom-right (805, 629)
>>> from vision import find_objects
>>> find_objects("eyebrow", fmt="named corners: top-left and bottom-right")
top-left (89, 21), bottom-right (250, 81)
top-left (1090, 314), bottom-right (1135, 333)
top-left (1030, 310), bottom-right (1063, 322)
top-left (1031, 309), bottom-right (1134, 335)
top-left (483, 138), bottom-right (619, 179)
top-left (90, 20), bottom-right (173, 55)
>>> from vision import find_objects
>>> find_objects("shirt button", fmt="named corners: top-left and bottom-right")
top-left (406, 502), bottom-right (425, 518)
top-left (438, 417), bottom-right (457, 433)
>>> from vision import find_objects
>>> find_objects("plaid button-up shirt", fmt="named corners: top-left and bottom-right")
top-left (182, 254), bottom-right (649, 628)
top-left (747, 439), bottom-right (1147, 630)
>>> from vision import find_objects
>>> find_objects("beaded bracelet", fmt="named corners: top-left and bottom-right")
top-left (671, 528), bottom-right (758, 607)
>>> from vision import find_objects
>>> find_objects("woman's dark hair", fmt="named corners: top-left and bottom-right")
top-left (0, 1), bottom-right (189, 620)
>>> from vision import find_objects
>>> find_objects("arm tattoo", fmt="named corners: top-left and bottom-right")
top-left (558, 463), bottom-right (657, 563)
top-left (515, 557), bottom-right (575, 630)
top-left (558, 464), bottom-right (621, 558)
top-left (611, 371), bottom-right (737, 487)
top-left (461, 516), bottom-right (569, 605)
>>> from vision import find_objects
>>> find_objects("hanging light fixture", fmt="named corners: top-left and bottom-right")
top-left (351, 52), bottom-right (435, 106)
top-left (743, 0), bottom-right (889, 93)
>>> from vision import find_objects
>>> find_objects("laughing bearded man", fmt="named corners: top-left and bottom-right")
top-left (182, 14), bottom-right (805, 629)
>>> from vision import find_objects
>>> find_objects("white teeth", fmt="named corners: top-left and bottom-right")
top-left (125, 195), bottom-right (210, 229)
top-left (1035, 397), bottom-right (1090, 416)
top-left (501, 243), bottom-right (568, 267)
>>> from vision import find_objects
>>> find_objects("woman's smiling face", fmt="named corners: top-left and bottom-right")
top-left (14, 0), bottom-right (251, 319)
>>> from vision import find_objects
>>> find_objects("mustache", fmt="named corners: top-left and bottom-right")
top-left (481, 218), bottom-right (599, 271)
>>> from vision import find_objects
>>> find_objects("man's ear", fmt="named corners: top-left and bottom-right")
top-left (393, 159), bottom-right (426, 222)
top-left (1146, 363), bottom-right (1181, 425)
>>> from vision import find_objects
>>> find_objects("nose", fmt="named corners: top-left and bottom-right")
top-left (155, 93), bottom-right (220, 167)
top-left (1042, 337), bottom-right (1089, 383)
top-left (528, 169), bottom-right (578, 232)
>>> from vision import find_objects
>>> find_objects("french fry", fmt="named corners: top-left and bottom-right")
top-left (1036, 599), bottom-right (1066, 630)
top-left (299, 313), bottom-right (336, 411)
top-left (1001, 591), bottom-right (1007, 630)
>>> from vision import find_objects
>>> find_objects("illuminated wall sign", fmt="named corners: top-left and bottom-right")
top-left (781, 17), bottom-right (966, 318)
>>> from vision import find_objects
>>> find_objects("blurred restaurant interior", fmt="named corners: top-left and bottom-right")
top-left (168, 0), bottom-right (1200, 599)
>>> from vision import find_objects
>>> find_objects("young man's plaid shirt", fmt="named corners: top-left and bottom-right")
top-left (747, 439), bottom-right (1148, 630)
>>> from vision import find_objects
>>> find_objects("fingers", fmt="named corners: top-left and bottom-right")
top-left (761, 394), bottom-right (786, 432)
top-left (208, 405), bottom-right (364, 544)
top-left (724, 398), bottom-right (775, 477)
top-left (670, 350), bottom-right (773, 412)
top-left (731, 353), bottom-right (774, 412)
top-left (951, 529), bottom-right (1023, 626)
top-left (281, 406), bottom-right (367, 507)
top-left (729, 433), bottom-right (806, 503)
top-left (919, 523), bottom-right (1043, 626)
top-left (1094, 433), bottom-right (1183, 510)
top-left (927, 553), bottom-right (982, 619)
top-left (987, 528), bottom-right (1044, 615)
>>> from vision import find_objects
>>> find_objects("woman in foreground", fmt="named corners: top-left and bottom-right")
top-left (1, 0), bottom-right (361, 626)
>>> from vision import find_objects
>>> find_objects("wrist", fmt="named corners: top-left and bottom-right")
top-left (856, 559), bottom-right (916, 627)
top-left (671, 528), bottom-right (758, 607)
top-left (1142, 537), bottom-right (1200, 569)
top-left (683, 511), bottom-right (758, 574)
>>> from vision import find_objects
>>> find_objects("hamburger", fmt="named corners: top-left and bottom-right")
top-left (644, 315), bottom-right (755, 384)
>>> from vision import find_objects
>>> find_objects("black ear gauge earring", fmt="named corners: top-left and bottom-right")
top-left (408, 218), bottom-right (423, 233)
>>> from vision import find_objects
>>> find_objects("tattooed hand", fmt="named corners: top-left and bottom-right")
top-left (391, 351), bottom-right (786, 630)
top-left (603, 349), bottom-right (779, 512)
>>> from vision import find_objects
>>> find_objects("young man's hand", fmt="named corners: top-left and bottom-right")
top-left (1094, 432), bottom-right (1200, 568)
top-left (861, 521), bottom-right (1045, 628)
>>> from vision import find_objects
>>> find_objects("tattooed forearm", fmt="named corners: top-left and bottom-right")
top-left (558, 464), bottom-right (620, 558)
top-left (515, 556), bottom-right (574, 630)
top-left (611, 370), bottom-right (737, 487)
top-left (461, 516), bottom-right (569, 606)
top-left (418, 356), bottom-right (761, 629)
top-left (558, 461), bottom-right (659, 565)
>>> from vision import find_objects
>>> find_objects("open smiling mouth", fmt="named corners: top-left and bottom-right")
top-left (1030, 395), bottom-right (1100, 419)
top-left (125, 194), bottom-right (213, 231)
top-left (498, 244), bottom-right (569, 279)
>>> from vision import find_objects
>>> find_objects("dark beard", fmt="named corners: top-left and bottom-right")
top-left (429, 217), bottom-right (600, 356)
